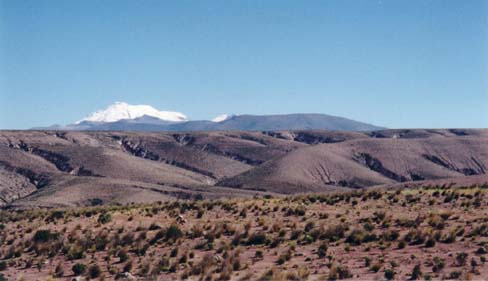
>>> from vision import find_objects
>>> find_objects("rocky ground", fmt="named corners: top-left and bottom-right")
top-left (0, 185), bottom-right (487, 280)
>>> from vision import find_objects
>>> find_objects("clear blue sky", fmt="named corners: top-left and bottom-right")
top-left (1, 0), bottom-right (487, 129)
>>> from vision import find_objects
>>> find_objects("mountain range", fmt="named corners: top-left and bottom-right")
top-left (38, 102), bottom-right (384, 132)
top-left (5, 102), bottom-right (486, 208)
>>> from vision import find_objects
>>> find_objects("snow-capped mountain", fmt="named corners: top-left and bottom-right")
top-left (36, 102), bottom-right (385, 132)
top-left (77, 102), bottom-right (187, 124)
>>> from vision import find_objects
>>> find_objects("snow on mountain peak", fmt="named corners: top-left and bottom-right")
top-left (77, 102), bottom-right (188, 123)
top-left (212, 114), bottom-right (234, 122)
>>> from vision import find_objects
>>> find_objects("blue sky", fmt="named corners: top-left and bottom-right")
top-left (1, 0), bottom-right (487, 129)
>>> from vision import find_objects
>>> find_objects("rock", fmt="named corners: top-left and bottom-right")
top-left (176, 214), bottom-right (187, 224)
top-left (115, 272), bottom-right (137, 281)
top-left (212, 254), bottom-right (223, 263)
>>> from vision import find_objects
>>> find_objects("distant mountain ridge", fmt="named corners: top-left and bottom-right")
top-left (39, 113), bottom-right (384, 132)
top-left (37, 102), bottom-right (385, 131)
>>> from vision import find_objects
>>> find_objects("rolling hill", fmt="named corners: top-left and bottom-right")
top-left (0, 129), bottom-right (487, 207)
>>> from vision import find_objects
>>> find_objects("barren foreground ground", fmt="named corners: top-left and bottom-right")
top-left (1, 186), bottom-right (487, 280)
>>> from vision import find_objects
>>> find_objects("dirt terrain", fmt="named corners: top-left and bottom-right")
top-left (1, 129), bottom-right (488, 207)
top-left (0, 186), bottom-right (487, 280)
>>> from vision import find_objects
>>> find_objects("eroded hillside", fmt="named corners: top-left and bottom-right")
top-left (0, 129), bottom-right (487, 207)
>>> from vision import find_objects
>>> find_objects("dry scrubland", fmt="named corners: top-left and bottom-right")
top-left (0, 186), bottom-right (488, 280)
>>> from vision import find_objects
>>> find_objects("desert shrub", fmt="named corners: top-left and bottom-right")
top-left (260, 268), bottom-right (275, 280)
top-left (255, 250), bottom-right (263, 259)
top-left (404, 229), bottom-right (425, 245)
top-left (196, 208), bottom-right (205, 218)
top-left (179, 254), bottom-right (187, 264)
top-left (139, 261), bottom-right (152, 275)
top-left (290, 230), bottom-right (302, 240)
top-left (317, 243), bottom-right (328, 258)
top-left (33, 229), bottom-right (58, 243)
top-left (370, 263), bottom-right (381, 273)
top-left (246, 232), bottom-right (267, 245)
top-left (66, 245), bottom-right (85, 260)
top-left (328, 265), bottom-right (352, 280)
top-left (441, 231), bottom-right (456, 243)
top-left (363, 221), bottom-right (375, 232)
top-left (321, 224), bottom-right (347, 242)
top-left (439, 212), bottom-right (451, 220)
top-left (151, 230), bottom-right (165, 244)
top-left (54, 263), bottom-right (64, 277)
top-left (455, 252), bottom-right (468, 266)
top-left (148, 223), bottom-right (161, 230)
top-left (304, 221), bottom-right (314, 232)
top-left (470, 257), bottom-right (477, 267)
top-left (269, 237), bottom-right (282, 248)
top-left (72, 263), bottom-right (87, 276)
top-left (372, 211), bottom-right (386, 223)
top-left (395, 217), bottom-right (418, 228)
top-left (381, 230), bottom-right (400, 241)
top-left (123, 260), bottom-right (133, 272)
top-left (346, 229), bottom-right (377, 245)
top-left (166, 224), bottom-right (183, 241)
top-left (135, 243), bottom-right (149, 256)
top-left (231, 233), bottom-right (242, 246)
top-left (195, 240), bottom-right (213, 251)
top-left (118, 249), bottom-right (129, 263)
top-left (411, 264), bottom-right (422, 280)
top-left (98, 212), bottom-right (112, 224)
top-left (448, 271), bottom-right (462, 279)
top-left (470, 223), bottom-right (488, 237)
top-left (189, 224), bottom-right (204, 239)
top-left (424, 237), bottom-right (436, 248)
top-left (88, 264), bottom-right (101, 278)
top-left (476, 246), bottom-right (487, 254)
top-left (364, 257), bottom-right (371, 267)
top-left (295, 206), bottom-right (306, 216)
top-left (285, 206), bottom-right (306, 217)
top-left (300, 233), bottom-right (315, 244)
top-left (384, 269), bottom-right (395, 280)
top-left (94, 235), bottom-right (109, 251)
top-left (432, 257), bottom-right (445, 273)
top-left (192, 253), bottom-right (217, 276)
top-left (277, 249), bottom-right (292, 265)
top-left (0, 261), bottom-right (6, 271)
top-left (47, 210), bottom-right (64, 222)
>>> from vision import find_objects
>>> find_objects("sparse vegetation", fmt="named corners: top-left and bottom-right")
top-left (72, 263), bottom-right (87, 276)
top-left (0, 186), bottom-right (486, 279)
